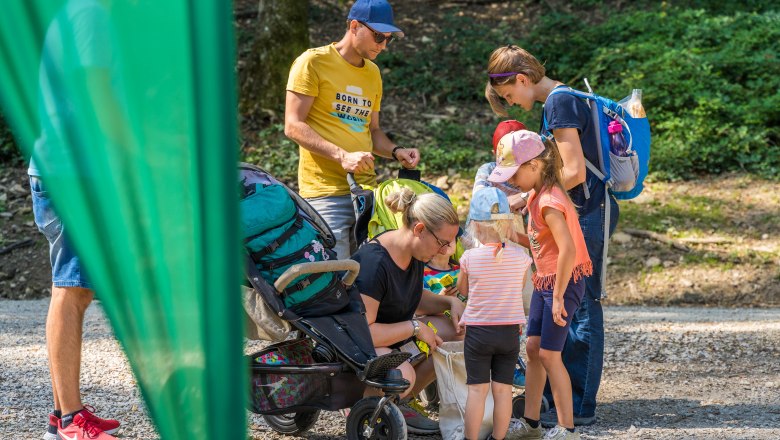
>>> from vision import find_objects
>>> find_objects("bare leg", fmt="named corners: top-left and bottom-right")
top-left (491, 382), bottom-right (513, 439)
top-left (523, 336), bottom-right (547, 420)
top-left (464, 383), bottom-right (489, 440)
top-left (47, 286), bottom-right (93, 415)
top-left (539, 348), bottom-right (573, 429)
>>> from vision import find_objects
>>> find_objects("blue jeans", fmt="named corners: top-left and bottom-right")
top-left (305, 195), bottom-right (355, 260)
top-left (30, 176), bottom-right (92, 289)
top-left (545, 193), bottom-right (618, 418)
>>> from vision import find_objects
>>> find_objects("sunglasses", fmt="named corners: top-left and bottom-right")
top-left (360, 22), bottom-right (394, 45)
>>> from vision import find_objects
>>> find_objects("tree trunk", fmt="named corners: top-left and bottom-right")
top-left (240, 0), bottom-right (309, 122)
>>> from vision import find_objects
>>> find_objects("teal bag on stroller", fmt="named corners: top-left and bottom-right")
top-left (241, 179), bottom-right (347, 317)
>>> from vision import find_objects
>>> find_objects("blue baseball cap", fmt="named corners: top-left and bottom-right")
top-left (468, 188), bottom-right (515, 222)
top-left (348, 0), bottom-right (404, 38)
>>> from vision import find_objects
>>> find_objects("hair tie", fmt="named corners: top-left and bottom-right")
top-left (488, 72), bottom-right (519, 78)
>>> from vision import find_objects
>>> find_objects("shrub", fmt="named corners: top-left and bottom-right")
top-left (525, 6), bottom-right (780, 179)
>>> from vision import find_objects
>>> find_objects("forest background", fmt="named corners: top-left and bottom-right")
top-left (0, 0), bottom-right (778, 306)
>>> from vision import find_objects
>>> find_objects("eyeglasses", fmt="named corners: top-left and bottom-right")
top-left (360, 22), bottom-right (394, 45)
top-left (426, 226), bottom-right (452, 252)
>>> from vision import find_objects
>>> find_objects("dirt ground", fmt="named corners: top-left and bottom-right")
top-left (1, 300), bottom-right (778, 439)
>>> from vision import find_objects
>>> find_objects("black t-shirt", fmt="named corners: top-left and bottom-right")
top-left (352, 240), bottom-right (424, 324)
top-left (543, 88), bottom-right (607, 214)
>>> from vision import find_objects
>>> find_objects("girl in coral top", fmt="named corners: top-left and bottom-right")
top-left (488, 130), bottom-right (591, 440)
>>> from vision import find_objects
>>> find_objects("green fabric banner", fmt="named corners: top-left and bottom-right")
top-left (0, 1), bottom-right (245, 438)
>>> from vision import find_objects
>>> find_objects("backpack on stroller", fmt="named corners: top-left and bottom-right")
top-left (239, 163), bottom-right (412, 439)
top-left (347, 171), bottom-right (465, 260)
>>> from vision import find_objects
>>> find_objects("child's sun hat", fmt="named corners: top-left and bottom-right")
top-left (488, 130), bottom-right (545, 183)
top-left (492, 120), bottom-right (527, 156)
top-left (468, 187), bottom-right (515, 223)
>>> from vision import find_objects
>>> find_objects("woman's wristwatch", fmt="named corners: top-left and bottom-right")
top-left (392, 146), bottom-right (405, 160)
top-left (410, 319), bottom-right (420, 338)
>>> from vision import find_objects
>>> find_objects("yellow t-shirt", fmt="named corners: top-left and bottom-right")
top-left (287, 43), bottom-right (382, 198)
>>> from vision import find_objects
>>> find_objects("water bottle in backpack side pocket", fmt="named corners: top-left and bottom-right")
top-left (608, 120), bottom-right (628, 156)
top-left (626, 89), bottom-right (646, 118)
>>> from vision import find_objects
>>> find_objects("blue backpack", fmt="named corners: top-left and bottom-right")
top-left (542, 80), bottom-right (651, 298)
top-left (543, 80), bottom-right (651, 200)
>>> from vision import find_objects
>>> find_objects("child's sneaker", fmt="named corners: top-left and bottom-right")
top-left (543, 425), bottom-right (579, 439)
top-left (58, 412), bottom-right (118, 440)
top-left (506, 418), bottom-right (544, 439)
top-left (80, 405), bottom-right (120, 435)
top-left (43, 413), bottom-right (59, 440)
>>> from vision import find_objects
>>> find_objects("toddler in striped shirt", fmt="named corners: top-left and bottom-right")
top-left (457, 187), bottom-right (531, 440)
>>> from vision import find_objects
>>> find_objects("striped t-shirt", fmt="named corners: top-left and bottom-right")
top-left (459, 245), bottom-right (531, 326)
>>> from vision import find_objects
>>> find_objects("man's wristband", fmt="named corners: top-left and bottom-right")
top-left (392, 146), bottom-right (404, 160)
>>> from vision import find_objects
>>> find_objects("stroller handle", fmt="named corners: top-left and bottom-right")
top-left (274, 259), bottom-right (361, 293)
top-left (346, 172), bottom-right (359, 190)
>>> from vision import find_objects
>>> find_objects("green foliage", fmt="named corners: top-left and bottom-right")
top-left (240, 123), bottom-right (299, 183)
top-left (379, 14), bottom-right (519, 104)
top-left (525, 5), bottom-right (780, 179)
top-left (416, 120), bottom-right (494, 174)
top-left (0, 113), bottom-right (21, 165)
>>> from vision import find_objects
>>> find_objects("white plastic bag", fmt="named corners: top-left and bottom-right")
top-left (433, 340), bottom-right (494, 440)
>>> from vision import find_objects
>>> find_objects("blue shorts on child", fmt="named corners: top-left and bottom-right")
top-left (526, 277), bottom-right (584, 351)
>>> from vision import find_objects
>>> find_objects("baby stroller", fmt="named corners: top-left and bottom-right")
top-left (240, 163), bottom-right (412, 439)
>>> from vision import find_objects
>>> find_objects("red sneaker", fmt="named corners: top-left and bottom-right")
top-left (80, 405), bottom-right (120, 435)
top-left (58, 413), bottom-right (118, 440)
top-left (43, 413), bottom-right (59, 440)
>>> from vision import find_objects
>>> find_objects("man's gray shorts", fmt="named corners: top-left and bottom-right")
top-left (306, 195), bottom-right (356, 260)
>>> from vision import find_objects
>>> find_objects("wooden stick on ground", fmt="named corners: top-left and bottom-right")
top-left (0, 238), bottom-right (34, 256)
top-left (622, 229), bottom-right (692, 252)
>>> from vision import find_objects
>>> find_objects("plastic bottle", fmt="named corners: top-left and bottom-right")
top-left (626, 88), bottom-right (646, 118)
top-left (608, 120), bottom-right (628, 156)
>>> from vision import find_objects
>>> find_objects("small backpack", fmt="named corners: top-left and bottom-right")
top-left (542, 80), bottom-right (652, 298)
top-left (543, 80), bottom-right (651, 200)
top-left (239, 166), bottom-right (349, 317)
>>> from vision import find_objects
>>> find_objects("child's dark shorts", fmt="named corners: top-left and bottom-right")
top-left (526, 277), bottom-right (585, 352)
top-left (464, 324), bottom-right (521, 385)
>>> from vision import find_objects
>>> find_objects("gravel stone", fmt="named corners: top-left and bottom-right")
top-left (1, 299), bottom-right (778, 439)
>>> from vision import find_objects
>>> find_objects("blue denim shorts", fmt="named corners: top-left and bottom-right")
top-left (30, 176), bottom-right (91, 289)
top-left (526, 277), bottom-right (584, 351)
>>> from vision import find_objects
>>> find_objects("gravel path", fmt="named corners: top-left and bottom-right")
top-left (2, 299), bottom-right (778, 439)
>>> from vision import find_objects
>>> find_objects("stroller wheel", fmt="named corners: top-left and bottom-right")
top-left (263, 410), bottom-right (320, 435)
top-left (512, 393), bottom-right (550, 419)
top-left (346, 397), bottom-right (407, 440)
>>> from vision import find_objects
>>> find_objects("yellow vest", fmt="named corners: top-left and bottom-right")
top-left (287, 43), bottom-right (382, 198)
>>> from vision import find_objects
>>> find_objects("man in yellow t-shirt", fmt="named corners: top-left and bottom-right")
top-left (285, 0), bottom-right (420, 260)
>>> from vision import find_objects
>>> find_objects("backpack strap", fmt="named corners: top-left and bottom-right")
top-left (280, 271), bottom-right (327, 297)
top-left (246, 214), bottom-right (304, 258)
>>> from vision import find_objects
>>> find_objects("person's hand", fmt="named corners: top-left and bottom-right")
top-left (448, 296), bottom-right (466, 334)
top-left (442, 285), bottom-right (459, 297)
top-left (507, 192), bottom-right (528, 212)
top-left (457, 316), bottom-right (465, 334)
top-left (417, 321), bottom-right (443, 351)
top-left (395, 147), bottom-right (420, 169)
top-left (341, 151), bottom-right (375, 174)
top-left (552, 296), bottom-right (568, 327)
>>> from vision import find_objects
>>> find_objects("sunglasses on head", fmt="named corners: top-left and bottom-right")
top-left (360, 22), bottom-right (394, 45)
